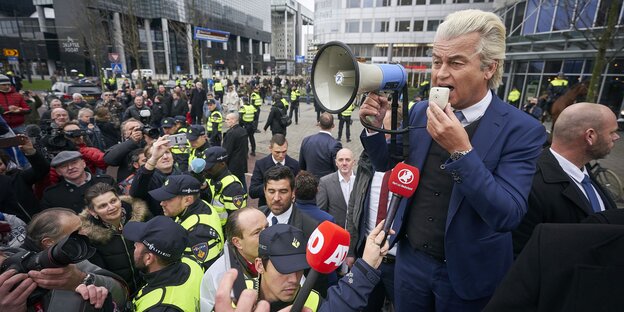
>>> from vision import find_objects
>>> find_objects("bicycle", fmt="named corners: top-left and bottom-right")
top-left (590, 161), bottom-right (624, 202)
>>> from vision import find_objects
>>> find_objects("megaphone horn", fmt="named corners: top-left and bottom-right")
top-left (311, 41), bottom-right (408, 114)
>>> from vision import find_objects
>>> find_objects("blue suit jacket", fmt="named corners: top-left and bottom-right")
top-left (299, 132), bottom-right (342, 179)
top-left (361, 92), bottom-right (547, 300)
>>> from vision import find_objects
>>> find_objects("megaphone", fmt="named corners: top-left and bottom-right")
top-left (311, 41), bottom-right (408, 114)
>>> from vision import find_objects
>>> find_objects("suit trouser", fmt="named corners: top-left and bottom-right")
top-left (242, 122), bottom-right (255, 153)
top-left (394, 241), bottom-right (490, 312)
top-left (362, 258), bottom-right (395, 312)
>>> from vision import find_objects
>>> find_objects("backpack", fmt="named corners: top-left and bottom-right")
top-left (279, 108), bottom-right (292, 127)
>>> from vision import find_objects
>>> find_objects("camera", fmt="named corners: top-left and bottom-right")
top-left (138, 110), bottom-right (159, 139)
top-left (64, 129), bottom-right (87, 139)
top-left (0, 231), bottom-right (95, 274)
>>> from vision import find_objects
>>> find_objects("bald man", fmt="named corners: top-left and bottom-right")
top-left (317, 148), bottom-right (356, 228)
top-left (513, 103), bottom-right (620, 255)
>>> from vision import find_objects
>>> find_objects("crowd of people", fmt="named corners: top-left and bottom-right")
top-left (1, 8), bottom-right (623, 312)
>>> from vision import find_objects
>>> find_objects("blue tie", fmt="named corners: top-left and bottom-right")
top-left (454, 110), bottom-right (465, 123)
top-left (272, 216), bottom-right (279, 226)
top-left (580, 175), bottom-right (601, 212)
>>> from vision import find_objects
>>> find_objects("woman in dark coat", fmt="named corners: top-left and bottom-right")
top-left (81, 182), bottom-right (150, 295)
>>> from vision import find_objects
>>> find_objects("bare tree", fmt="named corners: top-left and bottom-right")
top-left (561, 0), bottom-right (623, 102)
top-left (71, 0), bottom-right (110, 79)
top-left (120, 0), bottom-right (143, 89)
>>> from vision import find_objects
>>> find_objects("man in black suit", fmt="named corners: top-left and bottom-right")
top-left (222, 112), bottom-right (249, 189)
top-left (513, 103), bottom-right (620, 255)
top-left (257, 165), bottom-right (329, 296)
top-left (299, 112), bottom-right (342, 179)
top-left (485, 222), bottom-right (624, 312)
top-left (249, 134), bottom-right (299, 207)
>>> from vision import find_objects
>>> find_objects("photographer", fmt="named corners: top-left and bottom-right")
top-left (104, 118), bottom-right (149, 183)
top-left (0, 208), bottom-right (128, 311)
top-left (62, 121), bottom-right (107, 175)
top-left (122, 96), bottom-right (151, 124)
top-left (77, 108), bottom-right (106, 151)
top-left (0, 135), bottom-right (49, 221)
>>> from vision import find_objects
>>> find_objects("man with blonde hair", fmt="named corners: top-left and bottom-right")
top-left (359, 9), bottom-right (546, 311)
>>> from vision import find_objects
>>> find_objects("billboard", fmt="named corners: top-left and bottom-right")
top-left (194, 27), bottom-right (230, 42)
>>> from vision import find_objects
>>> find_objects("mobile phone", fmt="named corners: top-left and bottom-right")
top-left (168, 133), bottom-right (187, 146)
top-left (429, 87), bottom-right (450, 109)
top-left (0, 135), bottom-right (28, 148)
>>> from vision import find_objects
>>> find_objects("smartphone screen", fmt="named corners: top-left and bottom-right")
top-left (429, 87), bottom-right (450, 109)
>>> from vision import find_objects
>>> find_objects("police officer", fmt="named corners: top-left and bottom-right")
top-left (148, 175), bottom-right (224, 269)
top-left (187, 125), bottom-right (211, 167)
top-left (250, 86), bottom-right (263, 132)
top-left (289, 86), bottom-right (301, 125)
top-left (206, 99), bottom-right (223, 146)
top-left (213, 79), bottom-right (224, 103)
top-left (195, 146), bottom-right (247, 226)
top-left (238, 97), bottom-right (257, 156)
top-left (337, 102), bottom-right (355, 142)
top-left (545, 72), bottom-right (569, 112)
top-left (508, 87), bottom-right (521, 107)
top-left (123, 216), bottom-right (203, 311)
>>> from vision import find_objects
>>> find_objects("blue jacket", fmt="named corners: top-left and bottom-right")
top-left (361, 92), bottom-right (546, 299)
top-left (295, 199), bottom-right (336, 224)
top-left (318, 259), bottom-right (381, 312)
top-left (299, 132), bottom-right (342, 179)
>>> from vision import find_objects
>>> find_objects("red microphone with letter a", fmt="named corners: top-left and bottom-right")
top-left (381, 162), bottom-right (420, 246)
top-left (290, 221), bottom-right (350, 312)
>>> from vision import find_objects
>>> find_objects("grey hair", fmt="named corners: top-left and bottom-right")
top-left (435, 9), bottom-right (506, 90)
top-left (72, 93), bottom-right (83, 99)
top-left (26, 208), bottom-right (77, 248)
top-left (227, 112), bottom-right (240, 122)
top-left (77, 107), bottom-right (94, 119)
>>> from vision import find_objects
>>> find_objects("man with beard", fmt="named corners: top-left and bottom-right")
top-left (513, 103), bottom-right (620, 255)
top-left (123, 216), bottom-right (203, 312)
top-left (317, 148), bottom-right (356, 228)
top-left (148, 174), bottom-right (224, 269)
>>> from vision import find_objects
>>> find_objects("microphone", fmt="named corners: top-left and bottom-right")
top-left (381, 162), bottom-right (420, 246)
top-left (290, 221), bottom-right (350, 312)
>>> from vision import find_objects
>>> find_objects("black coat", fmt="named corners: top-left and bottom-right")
top-left (80, 196), bottom-right (150, 294)
top-left (249, 154), bottom-right (299, 207)
top-left (170, 98), bottom-right (189, 118)
top-left (512, 149), bottom-right (617, 255)
top-left (190, 88), bottom-right (207, 115)
top-left (485, 223), bottom-right (624, 312)
top-left (222, 124), bottom-right (248, 184)
top-left (2, 150), bottom-right (50, 221)
top-left (40, 174), bottom-right (116, 213)
top-left (263, 104), bottom-right (287, 136)
top-left (129, 165), bottom-right (181, 217)
top-left (103, 138), bottom-right (144, 183)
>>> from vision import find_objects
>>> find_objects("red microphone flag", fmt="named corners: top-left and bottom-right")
top-left (305, 221), bottom-right (351, 274)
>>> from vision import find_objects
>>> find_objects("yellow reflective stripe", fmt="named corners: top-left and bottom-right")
top-left (304, 290), bottom-right (321, 312)
top-left (179, 212), bottom-right (224, 264)
top-left (133, 257), bottom-right (203, 312)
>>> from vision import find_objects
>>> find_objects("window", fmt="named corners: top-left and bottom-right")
top-left (347, 0), bottom-right (361, 8)
top-left (426, 19), bottom-right (442, 31)
top-left (363, 0), bottom-right (374, 7)
top-left (361, 19), bottom-right (373, 32)
top-left (375, 20), bottom-right (390, 32)
top-left (396, 20), bottom-right (411, 32)
top-left (453, 0), bottom-right (469, 3)
top-left (399, 0), bottom-right (413, 5)
top-left (346, 20), bottom-right (360, 33)
top-left (413, 20), bottom-right (424, 31)
top-left (430, 0), bottom-right (444, 4)
top-left (416, 0), bottom-right (426, 4)
top-left (376, 0), bottom-right (391, 6)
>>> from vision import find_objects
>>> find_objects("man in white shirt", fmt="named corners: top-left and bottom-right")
top-left (317, 148), bottom-right (356, 228)
top-left (513, 102), bottom-right (620, 255)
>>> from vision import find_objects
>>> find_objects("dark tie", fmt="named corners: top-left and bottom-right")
top-left (581, 175), bottom-right (601, 212)
top-left (376, 170), bottom-right (393, 225)
top-left (454, 110), bottom-right (465, 123)
top-left (272, 216), bottom-right (279, 226)
top-left (275, 162), bottom-right (283, 167)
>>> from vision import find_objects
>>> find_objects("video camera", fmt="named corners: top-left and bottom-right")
top-left (138, 110), bottom-right (159, 139)
top-left (0, 231), bottom-right (95, 274)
